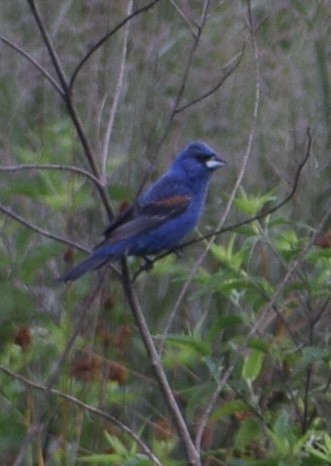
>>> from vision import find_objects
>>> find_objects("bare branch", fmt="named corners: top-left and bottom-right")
top-left (0, 163), bottom-right (105, 189)
top-left (169, 0), bottom-right (197, 36)
top-left (69, 0), bottom-right (162, 91)
top-left (0, 203), bottom-right (89, 253)
top-left (26, 0), bottom-right (69, 94)
top-left (101, 0), bottom-right (133, 176)
top-left (158, 0), bottom-right (212, 144)
top-left (1, 35), bottom-right (64, 96)
top-left (120, 260), bottom-right (201, 466)
top-left (26, 0), bottom-right (113, 219)
top-left (175, 44), bottom-right (245, 114)
top-left (0, 365), bottom-right (162, 465)
top-left (192, 0), bottom-right (259, 449)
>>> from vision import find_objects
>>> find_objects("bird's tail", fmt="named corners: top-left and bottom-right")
top-left (57, 252), bottom-right (108, 282)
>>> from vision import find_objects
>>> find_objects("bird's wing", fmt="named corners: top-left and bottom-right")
top-left (98, 195), bottom-right (191, 247)
top-left (103, 203), bottom-right (136, 236)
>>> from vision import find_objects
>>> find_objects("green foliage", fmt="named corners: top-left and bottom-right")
top-left (1, 1), bottom-right (330, 465)
top-left (306, 433), bottom-right (331, 463)
top-left (241, 347), bottom-right (265, 381)
top-left (79, 431), bottom-right (151, 465)
top-left (234, 188), bottom-right (277, 216)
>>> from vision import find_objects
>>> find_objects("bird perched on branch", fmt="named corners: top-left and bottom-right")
top-left (59, 141), bottom-right (226, 282)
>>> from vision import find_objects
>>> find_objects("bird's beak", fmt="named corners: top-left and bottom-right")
top-left (205, 154), bottom-right (226, 169)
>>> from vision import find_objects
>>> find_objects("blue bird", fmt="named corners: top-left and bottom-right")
top-left (59, 141), bottom-right (226, 282)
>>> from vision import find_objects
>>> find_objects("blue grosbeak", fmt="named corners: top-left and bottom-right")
top-left (60, 141), bottom-right (225, 282)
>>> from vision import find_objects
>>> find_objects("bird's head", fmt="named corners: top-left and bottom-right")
top-left (171, 141), bottom-right (226, 181)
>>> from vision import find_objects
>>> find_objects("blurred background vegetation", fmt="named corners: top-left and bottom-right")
top-left (0, 1), bottom-right (331, 465)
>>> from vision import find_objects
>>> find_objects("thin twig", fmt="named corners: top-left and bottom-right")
top-left (120, 259), bottom-right (201, 466)
top-left (0, 163), bottom-right (105, 189)
top-left (195, 0), bottom-right (261, 449)
top-left (0, 35), bottom-right (63, 96)
top-left (0, 366), bottom-right (161, 465)
top-left (158, 0), bottom-right (211, 145)
top-left (101, 0), bottom-right (133, 176)
top-left (302, 363), bottom-right (313, 433)
top-left (69, 0), bottom-right (161, 91)
top-left (26, 0), bottom-right (69, 94)
top-left (169, 0), bottom-right (197, 36)
top-left (175, 44), bottom-right (245, 114)
top-left (0, 203), bottom-right (89, 253)
top-left (312, 297), bottom-right (331, 328)
top-left (26, 0), bottom-right (113, 219)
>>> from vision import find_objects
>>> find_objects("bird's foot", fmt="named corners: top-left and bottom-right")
top-left (141, 256), bottom-right (154, 272)
top-left (172, 248), bottom-right (183, 259)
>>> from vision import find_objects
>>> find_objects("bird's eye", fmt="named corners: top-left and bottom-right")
top-left (195, 154), bottom-right (212, 164)
top-left (195, 154), bottom-right (208, 163)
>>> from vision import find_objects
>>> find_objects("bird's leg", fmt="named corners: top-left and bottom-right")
top-left (141, 256), bottom-right (154, 271)
top-left (171, 247), bottom-right (183, 259)
top-left (132, 256), bottom-right (155, 282)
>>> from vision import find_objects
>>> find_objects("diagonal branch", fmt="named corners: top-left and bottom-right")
top-left (0, 35), bottom-right (63, 96)
top-left (169, 0), bottom-right (197, 36)
top-left (158, 0), bottom-right (211, 145)
top-left (0, 204), bottom-right (89, 253)
top-left (174, 44), bottom-right (245, 114)
top-left (26, 0), bottom-right (113, 219)
top-left (0, 163), bottom-right (105, 189)
top-left (0, 365), bottom-right (162, 466)
top-left (26, 0), bottom-right (69, 95)
top-left (69, 0), bottom-right (161, 91)
top-left (120, 259), bottom-right (201, 466)
top-left (101, 0), bottom-right (133, 176)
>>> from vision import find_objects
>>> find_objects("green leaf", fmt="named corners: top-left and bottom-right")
top-left (307, 247), bottom-right (331, 263)
top-left (210, 241), bottom-right (249, 270)
top-left (307, 433), bottom-right (331, 462)
top-left (163, 334), bottom-right (210, 357)
top-left (104, 430), bottom-right (128, 456)
top-left (242, 347), bottom-right (265, 380)
top-left (274, 409), bottom-right (290, 439)
top-left (274, 229), bottom-right (300, 257)
top-left (207, 315), bottom-right (243, 343)
top-left (0, 284), bottom-right (35, 323)
top-left (79, 453), bottom-right (124, 463)
top-left (267, 409), bottom-right (302, 458)
top-left (162, 333), bottom-right (211, 368)
top-left (234, 418), bottom-right (260, 451)
top-left (234, 188), bottom-right (277, 215)
top-left (248, 338), bottom-right (270, 352)
top-left (293, 346), bottom-right (326, 373)
top-left (210, 399), bottom-right (251, 421)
